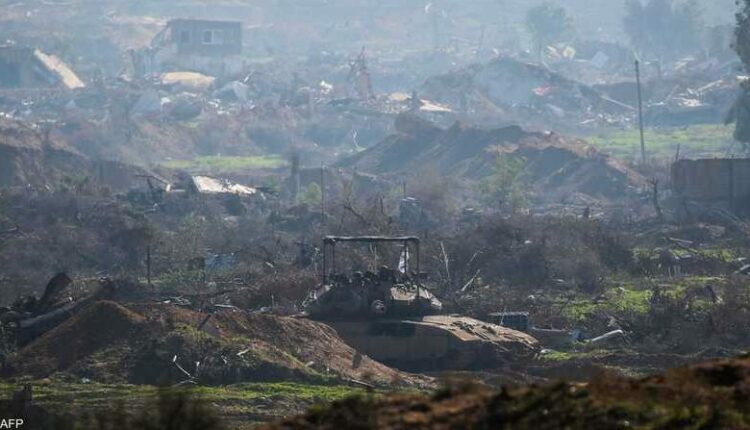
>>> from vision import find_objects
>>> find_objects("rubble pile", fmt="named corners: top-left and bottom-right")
top-left (419, 57), bottom-right (632, 129)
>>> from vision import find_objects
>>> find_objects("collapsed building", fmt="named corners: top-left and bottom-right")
top-left (418, 56), bottom-right (633, 130)
top-left (0, 46), bottom-right (85, 90)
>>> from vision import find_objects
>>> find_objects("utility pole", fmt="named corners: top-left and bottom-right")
top-left (635, 60), bottom-right (646, 166)
top-left (146, 245), bottom-right (152, 287)
top-left (320, 165), bottom-right (326, 233)
top-left (290, 153), bottom-right (300, 205)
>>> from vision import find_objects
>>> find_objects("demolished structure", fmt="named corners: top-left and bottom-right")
top-left (130, 19), bottom-right (245, 78)
top-left (419, 57), bottom-right (633, 129)
top-left (0, 46), bottom-right (85, 90)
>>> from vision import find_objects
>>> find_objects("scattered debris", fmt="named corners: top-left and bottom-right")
top-left (190, 176), bottom-right (258, 196)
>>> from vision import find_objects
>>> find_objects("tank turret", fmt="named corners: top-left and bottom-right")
top-left (303, 236), bottom-right (442, 320)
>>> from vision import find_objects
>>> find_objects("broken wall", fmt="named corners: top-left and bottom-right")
top-left (672, 159), bottom-right (750, 211)
top-left (168, 19), bottom-right (242, 57)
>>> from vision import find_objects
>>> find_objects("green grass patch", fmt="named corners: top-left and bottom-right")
top-left (584, 124), bottom-right (735, 161)
top-left (696, 248), bottom-right (740, 262)
top-left (0, 380), bottom-right (365, 428)
top-left (0, 380), bottom-right (364, 406)
top-left (655, 276), bottom-right (726, 299)
top-left (539, 350), bottom-right (575, 362)
top-left (562, 299), bottom-right (600, 324)
top-left (561, 285), bottom-right (652, 323)
top-left (163, 155), bottom-right (285, 174)
top-left (608, 288), bottom-right (652, 315)
top-left (538, 349), bottom-right (614, 363)
top-left (193, 382), bottom-right (364, 402)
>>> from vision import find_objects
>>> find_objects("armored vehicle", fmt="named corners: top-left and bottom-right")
top-left (303, 236), bottom-right (538, 371)
top-left (304, 236), bottom-right (442, 319)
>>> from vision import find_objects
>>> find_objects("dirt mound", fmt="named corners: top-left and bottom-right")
top-left (0, 118), bottom-right (87, 188)
top-left (266, 354), bottom-right (750, 429)
top-left (339, 115), bottom-right (646, 202)
top-left (9, 301), bottom-right (146, 378)
top-left (213, 312), bottom-right (429, 387)
top-left (0, 117), bottom-right (154, 191)
top-left (339, 117), bottom-right (528, 176)
top-left (7, 301), bottom-right (430, 388)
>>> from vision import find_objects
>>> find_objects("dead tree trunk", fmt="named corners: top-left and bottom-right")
top-left (650, 178), bottom-right (664, 222)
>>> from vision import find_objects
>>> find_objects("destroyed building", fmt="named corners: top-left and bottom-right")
top-left (0, 46), bottom-right (85, 90)
top-left (164, 19), bottom-right (243, 57)
top-left (131, 19), bottom-right (245, 78)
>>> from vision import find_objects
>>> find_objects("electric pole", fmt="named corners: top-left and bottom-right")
top-left (635, 60), bottom-right (646, 166)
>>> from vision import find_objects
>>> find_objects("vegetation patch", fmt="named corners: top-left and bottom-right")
top-left (0, 380), bottom-right (365, 429)
top-left (585, 125), bottom-right (734, 161)
top-left (163, 155), bottom-right (285, 174)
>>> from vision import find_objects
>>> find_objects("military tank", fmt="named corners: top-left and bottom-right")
top-left (303, 236), bottom-right (538, 371)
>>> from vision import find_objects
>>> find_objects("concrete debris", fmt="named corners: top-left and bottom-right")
top-left (0, 45), bottom-right (84, 90)
top-left (191, 176), bottom-right (257, 196)
top-left (215, 81), bottom-right (250, 102)
top-left (130, 89), bottom-right (163, 117)
top-left (32, 50), bottom-right (85, 90)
